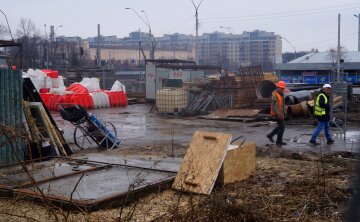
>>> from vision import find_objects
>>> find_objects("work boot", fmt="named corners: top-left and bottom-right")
top-left (327, 139), bottom-right (335, 145)
top-left (266, 134), bottom-right (274, 143)
top-left (309, 140), bottom-right (320, 145)
top-left (276, 141), bottom-right (287, 146)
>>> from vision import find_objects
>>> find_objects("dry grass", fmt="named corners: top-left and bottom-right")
top-left (1, 151), bottom-right (354, 222)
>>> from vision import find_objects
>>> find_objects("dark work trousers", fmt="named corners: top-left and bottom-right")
top-left (268, 119), bottom-right (285, 143)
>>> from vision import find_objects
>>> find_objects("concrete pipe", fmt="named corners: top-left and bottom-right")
top-left (256, 80), bottom-right (277, 99)
top-left (287, 103), bottom-right (303, 118)
top-left (300, 101), bottom-right (311, 117)
top-left (284, 90), bottom-right (313, 105)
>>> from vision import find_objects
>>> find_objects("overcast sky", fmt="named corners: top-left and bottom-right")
top-left (1, 0), bottom-right (359, 52)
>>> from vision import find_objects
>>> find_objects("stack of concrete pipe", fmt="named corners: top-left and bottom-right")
top-left (288, 95), bottom-right (343, 118)
top-left (255, 80), bottom-right (343, 118)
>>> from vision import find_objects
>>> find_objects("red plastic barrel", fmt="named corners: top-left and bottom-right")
top-left (51, 70), bottom-right (59, 78)
top-left (70, 93), bottom-right (94, 109)
top-left (62, 93), bottom-right (73, 103)
top-left (105, 92), bottom-right (114, 107)
top-left (67, 83), bottom-right (89, 94)
top-left (50, 94), bottom-right (63, 111)
top-left (41, 69), bottom-right (52, 77)
top-left (39, 88), bottom-right (50, 93)
top-left (40, 93), bottom-right (52, 110)
top-left (122, 92), bottom-right (128, 106)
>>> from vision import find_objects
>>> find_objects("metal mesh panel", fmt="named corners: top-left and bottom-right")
top-left (331, 82), bottom-right (348, 141)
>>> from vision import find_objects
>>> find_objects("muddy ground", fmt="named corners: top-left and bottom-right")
top-left (0, 102), bottom-right (359, 221)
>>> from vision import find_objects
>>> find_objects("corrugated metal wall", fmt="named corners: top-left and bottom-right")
top-left (0, 69), bottom-right (23, 166)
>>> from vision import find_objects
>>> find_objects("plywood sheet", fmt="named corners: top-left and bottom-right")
top-left (172, 131), bottom-right (231, 194)
top-left (217, 142), bottom-right (256, 185)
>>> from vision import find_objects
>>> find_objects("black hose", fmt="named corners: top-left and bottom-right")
top-left (230, 135), bottom-right (244, 144)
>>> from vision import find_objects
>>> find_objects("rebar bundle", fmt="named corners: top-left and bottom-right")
top-left (206, 65), bottom-right (264, 108)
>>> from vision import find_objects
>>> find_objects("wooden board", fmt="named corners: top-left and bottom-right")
top-left (23, 78), bottom-right (72, 155)
top-left (217, 142), bottom-right (256, 185)
top-left (203, 109), bottom-right (261, 119)
top-left (172, 131), bottom-right (231, 195)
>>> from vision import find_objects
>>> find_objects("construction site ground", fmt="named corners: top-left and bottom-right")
top-left (0, 102), bottom-right (359, 221)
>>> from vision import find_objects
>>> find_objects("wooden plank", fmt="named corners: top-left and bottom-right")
top-left (23, 78), bottom-right (72, 155)
top-left (217, 142), bottom-right (256, 185)
top-left (205, 109), bottom-right (261, 119)
top-left (172, 131), bottom-right (231, 195)
top-left (29, 102), bottom-right (68, 156)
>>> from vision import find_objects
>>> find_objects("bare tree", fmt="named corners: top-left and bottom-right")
top-left (0, 23), bottom-right (9, 39)
top-left (14, 18), bottom-right (42, 68)
top-left (327, 46), bottom-right (348, 70)
top-left (15, 18), bottom-right (39, 38)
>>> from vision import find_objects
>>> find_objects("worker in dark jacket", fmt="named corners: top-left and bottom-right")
top-left (309, 84), bottom-right (335, 145)
top-left (266, 81), bottom-right (287, 146)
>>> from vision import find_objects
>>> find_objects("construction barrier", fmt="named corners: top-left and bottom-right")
top-left (24, 69), bottom-right (128, 111)
top-left (40, 91), bottom-right (127, 111)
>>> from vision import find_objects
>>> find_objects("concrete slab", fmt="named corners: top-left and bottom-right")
top-left (73, 153), bottom-right (182, 173)
top-left (0, 157), bottom-right (176, 211)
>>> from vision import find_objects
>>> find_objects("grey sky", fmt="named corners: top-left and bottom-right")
top-left (1, 0), bottom-right (359, 52)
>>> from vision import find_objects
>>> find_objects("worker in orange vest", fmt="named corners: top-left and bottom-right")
top-left (266, 81), bottom-right (287, 146)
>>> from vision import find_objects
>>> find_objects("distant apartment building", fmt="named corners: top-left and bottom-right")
top-left (56, 30), bottom-right (281, 69)
top-left (87, 32), bottom-right (148, 48)
top-left (88, 47), bottom-right (193, 65)
top-left (156, 33), bottom-right (195, 50)
top-left (198, 30), bottom-right (282, 70)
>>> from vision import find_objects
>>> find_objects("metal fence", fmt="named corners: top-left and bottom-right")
top-left (0, 69), bottom-right (24, 166)
top-left (331, 82), bottom-right (349, 142)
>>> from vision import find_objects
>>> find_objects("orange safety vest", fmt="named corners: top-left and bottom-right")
top-left (270, 91), bottom-right (284, 116)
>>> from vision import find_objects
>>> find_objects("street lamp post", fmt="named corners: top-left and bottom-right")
top-left (125, 7), bottom-right (154, 59)
top-left (55, 25), bottom-right (63, 42)
top-left (219, 26), bottom-right (235, 69)
top-left (0, 9), bottom-right (13, 40)
top-left (280, 36), bottom-right (296, 60)
top-left (141, 10), bottom-right (155, 60)
top-left (354, 14), bottom-right (360, 52)
top-left (190, 0), bottom-right (203, 65)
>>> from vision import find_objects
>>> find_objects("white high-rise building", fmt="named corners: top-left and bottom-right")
top-left (198, 30), bottom-right (282, 70)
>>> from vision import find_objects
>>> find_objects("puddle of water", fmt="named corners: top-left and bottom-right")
top-left (333, 131), bottom-right (360, 142)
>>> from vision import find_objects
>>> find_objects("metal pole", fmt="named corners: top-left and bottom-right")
top-left (337, 14), bottom-right (341, 82)
top-left (50, 25), bottom-right (54, 53)
top-left (102, 67), bottom-right (105, 89)
top-left (195, 9), bottom-right (198, 64)
top-left (191, 0), bottom-right (203, 65)
top-left (97, 24), bottom-right (101, 67)
top-left (44, 24), bottom-right (49, 69)
top-left (141, 10), bottom-right (154, 60)
top-left (139, 41), bottom-right (141, 82)
top-left (126, 8), bottom-right (154, 60)
top-left (356, 14), bottom-right (360, 52)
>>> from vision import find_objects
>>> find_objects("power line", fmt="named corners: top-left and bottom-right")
top-left (297, 32), bottom-right (357, 48)
top-left (200, 3), bottom-right (360, 23)
top-left (159, 15), bottom-right (194, 35)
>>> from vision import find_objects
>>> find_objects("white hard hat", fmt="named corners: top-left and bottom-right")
top-left (323, 84), bottom-right (332, 88)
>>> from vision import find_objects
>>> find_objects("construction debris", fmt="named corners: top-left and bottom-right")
top-left (172, 131), bottom-right (231, 194)
top-left (172, 131), bottom-right (257, 194)
top-left (217, 141), bottom-right (256, 185)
